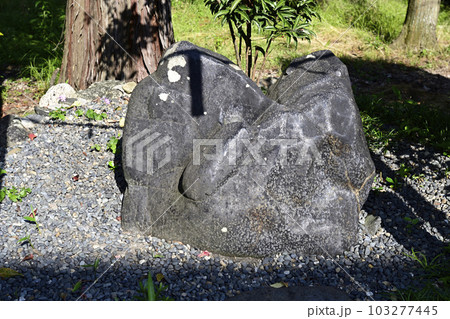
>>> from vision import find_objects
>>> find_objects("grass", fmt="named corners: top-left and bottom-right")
top-left (172, 0), bottom-right (450, 75)
top-left (355, 88), bottom-right (450, 153)
top-left (390, 246), bottom-right (450, 301)
top-left (0, 0), bottom-right (65, 98)
top-left (134, 272), bottom-right (173, 301)
top-left (0, 0), bottom-right (65, 69)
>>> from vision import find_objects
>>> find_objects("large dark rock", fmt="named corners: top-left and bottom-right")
top-left (121, 41), bottom-right (375, 258)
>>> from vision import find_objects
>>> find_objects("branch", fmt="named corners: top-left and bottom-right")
top-left (228, 19), bottom-right (241, 68)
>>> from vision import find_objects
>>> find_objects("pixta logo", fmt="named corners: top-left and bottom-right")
top-left (125, 129), bottom-right (171, 175)
top-left (192, 137), bottom-right (324, 166)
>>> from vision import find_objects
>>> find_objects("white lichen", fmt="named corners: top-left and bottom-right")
top-left (159, 93), bottom-right (169, 101)
top-left (167, 56), bottom-right (187, 70)
top-left (168, 70), bottom-right (181, 83)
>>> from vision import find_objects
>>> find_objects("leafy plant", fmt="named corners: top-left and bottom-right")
top-left (3, 186), bottom-right (31, 202)
top-left (396, 163), bottom-right (412, 178)
top-left (72, 280), bottom-right (83, 293)
top-left (204, 0), bottom-right (320, 82)
top-left (107, 161), bottom-right (117, 171)
top-left (134, 272), bottom-right (173, 301)
top-left (391, 247), bottom-right (450, 301)
top-left (403, 216), bottom-right (419, 234)
top-left (106, 134), bottom-right (120, 154)
top-left (49, 107), bottom-right (66, 121)
top-left (17, 235), bottom-right (34, 249)
top-left (360, 108), bottom-right (397, 150)
top-left (385, 176), bottom-right (401, 190)
top-left (23, 205), bottom-right (40, 234)
top-left (82, 257), bottom-right (100, 272)
top-left (91, 144), bottom-right (101, 152)
top-left (411, 173), bottom-right (425, 180)
top-left (75, 109), bottom-right (84, 117)
top-left (85, 109), bottom-right (107, 121)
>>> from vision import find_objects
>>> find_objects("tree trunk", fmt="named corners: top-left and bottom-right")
top-left (392, 0), bottom-right (441, 51)
top-left (60, 0), bottom-right (174, 90)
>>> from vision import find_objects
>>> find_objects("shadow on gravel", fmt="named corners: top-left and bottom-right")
top-left (340, 56), bottom-right (449, 260)
top-left (0, 248), bottom-right (405, 301)
top-left (364, 152), bottom-right (447, 259)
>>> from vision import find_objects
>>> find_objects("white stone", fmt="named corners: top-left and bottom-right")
top-left (122, 82), bottom-right (137, 94)
top-left (39, 83), bottom-right (76, 110)
top-left (20, 118), bottom-right (35, 129)
top-left (221, 227), bottom-right (227, 233)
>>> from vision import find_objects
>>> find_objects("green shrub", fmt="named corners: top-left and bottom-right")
top-left (204, 0), bottom-right (320, 82)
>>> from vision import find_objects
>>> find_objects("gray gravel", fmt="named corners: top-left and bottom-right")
top-left (0, 92), bottom-right (448, 301)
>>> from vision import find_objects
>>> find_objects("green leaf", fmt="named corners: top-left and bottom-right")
top-left (0, 169), bottom-right (6, 176)
top-left (392, 87), bottom-right (401, 99)
top-left (19, 188), bottom-right (31, 198)
top-left (23, 216), bottom-right (36, 223)
top-left (146, 273), bottom-right (156, 301)
top-left (18, 235), bottom-right (31, 244)
top-left (94, 258), bottom-right (100, 269)
top-left (72, 280), bottom-right (82, 293)
top-left (270, 282), bottom-right (285, 288)
top-left (385, 177), bottom-right (394, 183)
top-left (0, 267), bottom-right (24, 279)
top-left (238, 10), bottom-right (250, 23)
top-left (214, 9), bottom-right (230, 19)
top-left (108, 161), bottom-right (116, 170)
top-left (230, 0), bottom-right (242, 13)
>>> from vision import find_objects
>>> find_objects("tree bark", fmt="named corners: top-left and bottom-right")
top-left (60, 0), bottom-right (174, 90)
top-left (392, 0), bottom-right (441, 51)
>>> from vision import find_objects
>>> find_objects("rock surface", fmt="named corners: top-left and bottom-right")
top-left (121, 41), bottom-right (375, 258)
top-left (38, 83), bottom-right (76, 109)
top-left (76, 80), bottom-right (125, 100)
top-left (0, 115), bottom-right (30, 148)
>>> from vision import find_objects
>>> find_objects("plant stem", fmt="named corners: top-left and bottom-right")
top-left (228, 19), bottom-right (241, 68)
top-left (256, 38), bottom-right (273, 85)
top-left (246, 22), bottom-right (252, 77)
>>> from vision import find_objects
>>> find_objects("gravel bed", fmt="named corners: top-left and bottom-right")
top-left (0, 93), bottom-right (448, 301)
